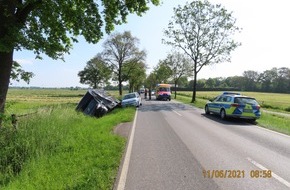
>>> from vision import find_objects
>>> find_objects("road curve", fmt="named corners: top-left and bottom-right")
top-left (118, 98), bottom-right (290, 190)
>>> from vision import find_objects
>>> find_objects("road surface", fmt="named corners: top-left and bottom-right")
top-left (116, 98), bottom-right (290, 190)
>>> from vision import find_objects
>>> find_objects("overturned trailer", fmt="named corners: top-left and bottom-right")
top-left (76, 89), bottom-right (120, 117)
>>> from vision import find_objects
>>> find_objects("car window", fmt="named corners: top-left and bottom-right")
top-left (234, 97), bottom-right (258, 105)
top-left (225, 96), bottom-right (232, 102)
top-left (216, 96), bottom-right (224, 102)
top-left (123, 93), bottom-right (136, 100)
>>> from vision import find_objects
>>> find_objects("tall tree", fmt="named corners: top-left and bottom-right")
top-left (258, 68), bottom-right (278, 92)
top-left (243, 70), bottom-right (259, 91)
top-left (163, 0), bottom-right (241, 102)
top-left (103, 31), bottom-right (146, 95)
top-left (0, 1), bottom-right (159, 126)
top-left (124, 61), bottom-right (147, 93)
top-left (145, 72), bottom-right (158, 90)
top-left (154, 61), bottom-right (172, 84)
top-left (162, 52), bottom-right (192, 99)
top-left (78, 54), bottom-right (112, 89)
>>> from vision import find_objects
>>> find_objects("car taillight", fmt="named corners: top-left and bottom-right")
top-left (231, 103), bottom-right (239, 107)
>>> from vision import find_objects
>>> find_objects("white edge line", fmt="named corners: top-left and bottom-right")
top-left (254, 125), bottom-right (290, 138)
top-left (173, 110), bottom-right (182, 116)
top-left (246, 157), bottom-right (290, 188)
top-left (116, 110), bottom-right (138, 190)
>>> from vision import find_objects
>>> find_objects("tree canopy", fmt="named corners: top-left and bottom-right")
top-left (0, 0), bottom-right (160, 126)
top-left (163, 0), bottom-right (241, 102)
top-left (161, 52), bottom-right (192, 98)
top-left (102, 31), bottom-right (146, 95)
top-left (78, 54), bottom-right (112, 89)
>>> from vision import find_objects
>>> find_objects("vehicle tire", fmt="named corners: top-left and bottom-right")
top-left (205, 105), bottom-right (210, 115)
top-left (220, 109), bottom-right (226, 120)
top-left (249, 119), bottom-right (256, 124)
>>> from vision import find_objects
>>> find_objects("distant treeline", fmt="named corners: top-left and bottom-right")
top-left (176, 67), bottom-right (290, 93)
top-left (171, 87), bottom-right (241, 92)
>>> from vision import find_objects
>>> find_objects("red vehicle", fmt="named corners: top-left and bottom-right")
top-left (156, 84), bottom-right (171, 101)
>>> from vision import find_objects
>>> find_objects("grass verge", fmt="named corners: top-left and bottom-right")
top-left (175, 94), bottom-right (290, 136)
top-left (0, 104), bottom-right (135, 189)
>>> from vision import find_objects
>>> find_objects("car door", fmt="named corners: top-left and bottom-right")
top-left (208, 96), bottom-right (222, 113)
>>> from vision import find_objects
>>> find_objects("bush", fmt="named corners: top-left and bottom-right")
top-left (285, 107), bottom-right (290, 112)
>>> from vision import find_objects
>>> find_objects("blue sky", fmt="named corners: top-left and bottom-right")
top-left (12, 0), bottom-right (290, 88)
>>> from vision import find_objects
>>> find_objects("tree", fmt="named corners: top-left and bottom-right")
top-left (258, 68), bottom-right (277, 92)
top-left (163, 0), bottom-right (241, 102)
top-left (10, 61), bottom-right (34, 85)
top-left (145, 72), bottom-right (158, 90)
top-left (0, 0), bottom-right (159, 126)
top-left (162, 52), bottom-right (192, 99)
top-left (124, 61), bottom-right (147, 93)
top-left (154, 61), bottom-right (172, 83)
top-left (243, 70), bottom-right (259, 91)
top-left (102, 31), bottom-right (146, 96)
top-left (78, 54), bottom-right (112, 89)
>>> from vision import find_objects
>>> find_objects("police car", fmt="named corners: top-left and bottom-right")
top-left (205, 92), bottom-right (261, 121)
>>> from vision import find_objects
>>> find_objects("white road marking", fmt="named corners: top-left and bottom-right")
top-left (246, 157), bottom-right (290, 188)
top-left (253, 125), bottom-right (290, 138)
top-left (173, 110), bottom-right (182, 116)
top-left (116, 110), bottom-right (138, 190)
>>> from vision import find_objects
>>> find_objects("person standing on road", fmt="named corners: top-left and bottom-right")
top-left (145, 88), bottom-right (147, 99)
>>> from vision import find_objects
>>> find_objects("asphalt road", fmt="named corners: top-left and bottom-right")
top-left (117, 97), bottom-right (290, 190)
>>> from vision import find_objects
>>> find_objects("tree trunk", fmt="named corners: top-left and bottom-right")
top-left (118, 68), bottom-right (122, 96)
top-left (174, 82), bottom-right (177, 99)
top-left (0, 50), bottom-right (14, 127)
top-left (191, 66), bottom-right (197, 103)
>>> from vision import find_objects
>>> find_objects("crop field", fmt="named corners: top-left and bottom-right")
top-left (6, 88), bottom-right (87, 114)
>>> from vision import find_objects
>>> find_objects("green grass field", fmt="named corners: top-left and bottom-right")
top-left (1, 88), bottom-right (134, 189)
top-left (174, 91), bottom-right (290, 135)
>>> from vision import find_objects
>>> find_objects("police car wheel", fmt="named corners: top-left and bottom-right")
top-left (220, 109), bottom-right (226, 120)
top-left (205, 105), bottom-right (210, 114)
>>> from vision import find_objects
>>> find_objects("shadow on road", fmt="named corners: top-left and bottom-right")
top-left (201, 113), bottom-right (258, 126)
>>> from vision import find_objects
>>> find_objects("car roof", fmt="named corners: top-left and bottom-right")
top-left (221, 92), bottom-right (255, 98)
top-left (124, 92), bottom-right (138, 96)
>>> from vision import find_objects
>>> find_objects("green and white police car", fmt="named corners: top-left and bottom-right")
top-left (205, 92), bottom-right (261, 121)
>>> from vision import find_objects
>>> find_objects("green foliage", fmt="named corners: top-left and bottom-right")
top-left (163, 0), bottom-right (241, 102)
top-left (10, 61), bottom-right (34, 85)
top-left (102, 31), bottom-right (147, 95)
top-left (78, 54), bottom-right (112, 88)
top-left (163, 52), bottom-right (192, 83)
top-left (1, 0), bottom-right (160, 57)
top-left (152, 60), bottom-right (172, 84)
top-left (0, 103), bottom-right (135, 189)
top-left (124, 61), bottom-right (147, 92)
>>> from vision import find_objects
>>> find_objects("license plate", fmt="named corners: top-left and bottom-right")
top-left (244, 109), bottom-right (252, 113)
